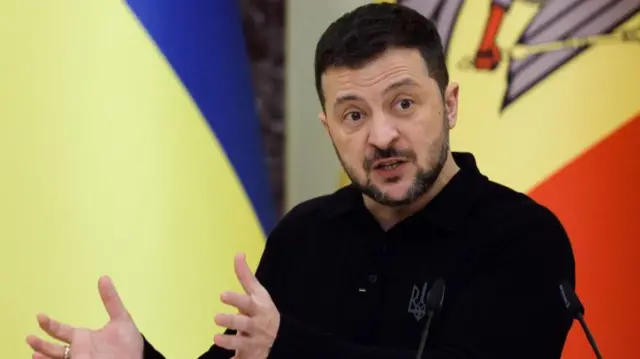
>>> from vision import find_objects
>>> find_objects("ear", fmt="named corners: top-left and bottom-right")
top-left (318, 111), bottom-right (329, 131)
top-left (443, 82), bottom-right (459, 130)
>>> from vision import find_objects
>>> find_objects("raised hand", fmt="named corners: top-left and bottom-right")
top-left (26, 276), bottom-right (143, 359)
top-left (214, 253), bottom-right (281, 359)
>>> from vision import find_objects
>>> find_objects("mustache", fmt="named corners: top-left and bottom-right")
top-left (363, 147), bottom-right (416, 170)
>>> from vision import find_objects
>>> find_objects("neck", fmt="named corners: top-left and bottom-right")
top-left (364, 152), bottom-right (460, 231)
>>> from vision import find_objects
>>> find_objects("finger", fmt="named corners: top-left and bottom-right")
top-left (214, 333), bottom-right (251, 351)
top-left (220, 291), bottom-right (256, 315)
top-left (26, 335), bottom-right (66, 358)
top-left (36, 313), bottom-right (73, 343)
top-left (215, 313), bottom-right (254, 333)
top-left (98, 275), bottom-right (129, 320)
top-left (234, 253), bottom-right (262, 295)
top-left (33, 353), bottom-right (53, 359)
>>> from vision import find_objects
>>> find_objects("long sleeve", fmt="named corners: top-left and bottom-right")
top-left (144, 197), bottom-right (575, 359)
top-left (141, 336), bottom-right (166, 359)
top-left (141, 332), bottom-right (235, 359)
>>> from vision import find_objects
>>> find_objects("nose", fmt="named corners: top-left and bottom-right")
top-left (368, 112), bottom-right (399, 149)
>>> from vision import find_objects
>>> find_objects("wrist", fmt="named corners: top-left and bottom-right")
top-left (266, 314), bottom-right (298, 358)
top-left (140, 334), bottom-right (161, 359)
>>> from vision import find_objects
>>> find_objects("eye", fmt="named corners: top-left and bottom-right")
top-left (345, 111), bottom-right (363, 122)
top-left (396, 98), bottom-right (414, 110)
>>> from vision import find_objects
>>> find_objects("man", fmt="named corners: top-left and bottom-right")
top-left (26, 3), bottom-right (575, 359)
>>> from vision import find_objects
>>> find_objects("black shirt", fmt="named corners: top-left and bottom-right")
top-left (144, 152), bottom-right (576, 359)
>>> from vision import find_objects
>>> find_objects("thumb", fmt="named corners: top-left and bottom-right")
top-left (98, 275), bottom-right (130, 321)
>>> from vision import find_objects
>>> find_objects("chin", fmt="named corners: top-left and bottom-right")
top-left (375, 181), bottom-right (414, 199)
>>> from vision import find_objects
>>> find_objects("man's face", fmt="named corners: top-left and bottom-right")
top-left (319, 48), bottom-right (459, 207)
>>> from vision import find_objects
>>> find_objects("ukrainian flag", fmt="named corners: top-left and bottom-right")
top-left (0, 1), bottom-right (274, 358)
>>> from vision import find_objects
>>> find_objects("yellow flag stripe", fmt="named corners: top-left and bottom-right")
top-left (0, 2), bottom-right (264, 358)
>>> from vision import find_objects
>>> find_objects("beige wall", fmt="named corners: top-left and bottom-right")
top-left (284, 0), bottom-right (371, 210)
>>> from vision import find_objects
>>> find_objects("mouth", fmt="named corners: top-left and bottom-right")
top-left (372, 159), bottom-right (408, 171)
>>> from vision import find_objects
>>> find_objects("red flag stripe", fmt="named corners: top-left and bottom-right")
top-left (529, 113), bottom-right (640, 359)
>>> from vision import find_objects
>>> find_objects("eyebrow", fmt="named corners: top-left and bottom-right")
top-left (382, 78), bottom-right (419, 94)
top-left (333, 78), bottom-right (419, 109)
top-left (334, 94), bottom-right (362, 108)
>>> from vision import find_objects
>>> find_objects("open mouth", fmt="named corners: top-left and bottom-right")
top-left (374, 159), bottom-right (407, 171)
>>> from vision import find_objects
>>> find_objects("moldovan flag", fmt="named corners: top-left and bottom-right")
top-left (352, 1), bottom-right (639, 358)
top-left (0, 1), bottom-right (275, 358)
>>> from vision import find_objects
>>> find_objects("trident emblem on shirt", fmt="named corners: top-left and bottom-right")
top-left (408, 282), bottom-right (429, 321)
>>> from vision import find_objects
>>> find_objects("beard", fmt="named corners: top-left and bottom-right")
top-left (334, 115), bottom-right (450, 207)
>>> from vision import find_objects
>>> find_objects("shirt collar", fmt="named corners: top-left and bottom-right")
top-left (413, 152), bottom-right (487, 232)
top-left (327, 152), bottom-right (488, 232)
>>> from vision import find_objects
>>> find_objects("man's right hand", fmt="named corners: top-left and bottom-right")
top-left (26, 276), bottom-right (144, 359)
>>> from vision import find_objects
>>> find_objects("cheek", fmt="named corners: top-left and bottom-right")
top-left (341, 140), bottom-right (364, 163)
top-left (400, 121), bottom-right (441, 156)
top-left (336, 133), bottom-right (367, 164)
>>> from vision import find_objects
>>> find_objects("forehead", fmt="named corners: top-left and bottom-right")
top-left (321, 48), bottom-right (433, 102)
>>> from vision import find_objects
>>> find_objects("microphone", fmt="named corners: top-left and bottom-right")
top-left (558, 280), bottom-right (603, 359)
top-left (415, 278), bottom-right (445, 359)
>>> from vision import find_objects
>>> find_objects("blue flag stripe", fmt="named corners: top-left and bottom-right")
top-left (125, 0), bottom-right (276, 234)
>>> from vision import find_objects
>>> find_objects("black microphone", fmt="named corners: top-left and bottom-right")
top-left (558, 280), bottom-right (603, 359)
top-left (415, 278), bottom-right (445, 359)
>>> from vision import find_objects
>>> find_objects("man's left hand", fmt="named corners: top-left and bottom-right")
top-left (214, 253), bottom-right (281, 359)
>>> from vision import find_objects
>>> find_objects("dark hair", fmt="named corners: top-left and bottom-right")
top-left (314, 3), bottom-right (449, 109)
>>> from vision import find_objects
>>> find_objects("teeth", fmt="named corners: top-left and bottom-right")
top-left (379, 162), bottom-right (400, 170)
